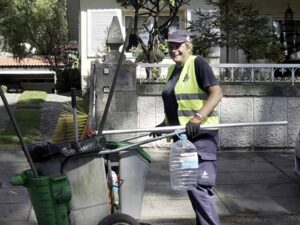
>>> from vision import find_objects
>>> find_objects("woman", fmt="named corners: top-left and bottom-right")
top-left (154, 30), bottom-right (223, 225)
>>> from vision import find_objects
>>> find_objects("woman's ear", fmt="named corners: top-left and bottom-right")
top-left (186, 42), bottom-right (193, 54)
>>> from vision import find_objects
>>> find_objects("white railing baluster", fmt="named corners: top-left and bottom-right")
top-left (292, 68), bottom-right (295, 86)
top-left (137, 62), bottom-right (300, 85)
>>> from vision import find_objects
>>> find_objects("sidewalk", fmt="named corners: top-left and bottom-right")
top-left (0, 93), bottom-right (20, 132)
top-left (1, 148), bottom-right (300, 225)
top-left (141, 148), bottom-right (300, 225)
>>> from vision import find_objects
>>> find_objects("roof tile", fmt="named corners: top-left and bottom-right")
top-left (0, 56), bottom-right (52, 67)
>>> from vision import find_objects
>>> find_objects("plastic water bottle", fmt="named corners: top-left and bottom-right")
top-left (169, 133), bottom-right (199, 190)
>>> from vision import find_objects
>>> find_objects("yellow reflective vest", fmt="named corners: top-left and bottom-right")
top-left (166, 55), bottom-right (219, 125)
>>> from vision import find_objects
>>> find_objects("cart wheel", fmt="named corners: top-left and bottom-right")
top-left (98, 213), bottom-right (140, 225)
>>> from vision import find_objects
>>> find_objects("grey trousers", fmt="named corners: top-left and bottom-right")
top-left (187, 185), bottom-right (220, 225)
top-left (188, 135), bottom-right (220, 225)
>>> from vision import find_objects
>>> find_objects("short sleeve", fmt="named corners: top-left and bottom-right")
top-left (194, 56), bottom-right (219, 92)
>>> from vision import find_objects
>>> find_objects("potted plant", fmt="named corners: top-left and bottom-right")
top-left (243, 39), bottom-right (283, 63)
top-left (264, 41), bottom-right (283, 63)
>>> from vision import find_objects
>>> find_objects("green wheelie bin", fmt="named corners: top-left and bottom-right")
top-left (11, 169), bottom-right (71, 225)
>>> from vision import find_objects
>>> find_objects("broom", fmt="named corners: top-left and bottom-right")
top-left (51, 101), bottom-right (88, 143)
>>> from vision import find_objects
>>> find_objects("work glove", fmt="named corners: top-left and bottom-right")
top-left (186, 120), bottom-right (201, 139)
top-left (149, 121), bottom-right (166, 138)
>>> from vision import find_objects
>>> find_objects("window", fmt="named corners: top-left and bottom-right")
top-left (125, 16), bottom-right (179, 49)
top-left (87, 10), bottom-right (122, 57)
top-left (273, 20), bottom-right (300, 61)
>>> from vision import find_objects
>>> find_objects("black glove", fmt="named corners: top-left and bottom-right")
top-left (186, 121), bottom-right (201, 139)
top-left (150, 121), bottom-right (166, 137)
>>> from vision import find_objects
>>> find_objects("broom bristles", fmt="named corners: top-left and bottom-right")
top-left (52, 102), bottom-right (89, 143)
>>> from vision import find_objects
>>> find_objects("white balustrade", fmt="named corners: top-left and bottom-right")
top-left (137, 63), bottom-right (300, 85)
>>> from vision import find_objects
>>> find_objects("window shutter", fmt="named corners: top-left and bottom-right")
top-left (87, 9), bottom-right (122, 57)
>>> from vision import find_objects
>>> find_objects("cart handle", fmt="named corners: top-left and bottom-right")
top-left (98, 121), bottom-right (288, 155)
top-left (101, 121), bottom-right (288, 135)
top-left (98, 128), bottom-right (185, 155)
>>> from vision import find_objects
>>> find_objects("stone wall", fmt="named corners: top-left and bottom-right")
top-left (93, 16), bottom-right (138, 141)
top-left (137, 83), bottom-right (300, 150)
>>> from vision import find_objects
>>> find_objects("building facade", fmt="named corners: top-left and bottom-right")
top-left (67, 0), bottom-right (300, 91)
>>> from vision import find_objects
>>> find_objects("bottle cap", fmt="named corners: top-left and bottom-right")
top-left (180, 133), bottom-right (187, 140)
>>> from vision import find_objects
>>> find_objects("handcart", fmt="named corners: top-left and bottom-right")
top-left (0, 77), bottom-right (160, 224)
top-left (0, 87), bottom-right (148, 225)
top-left (10, 137), bottom-right (151, 225)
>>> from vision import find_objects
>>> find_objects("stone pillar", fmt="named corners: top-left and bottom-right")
top-left (94, 16), bottom-right (137, 140)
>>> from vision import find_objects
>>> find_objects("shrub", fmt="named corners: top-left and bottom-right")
top-left (1, 85), bottom-right (7, 93)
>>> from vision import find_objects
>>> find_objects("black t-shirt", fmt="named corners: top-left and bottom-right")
top-left (162, 55), bottom-right (219, 127)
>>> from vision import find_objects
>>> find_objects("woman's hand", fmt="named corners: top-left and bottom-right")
top-left (186, 114), bottom-right (203, 138)
top-left (149, 121), bottom-right (166, 137)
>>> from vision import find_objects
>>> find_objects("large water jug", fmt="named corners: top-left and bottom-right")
top-left (169, 133), bottom-right (199, 190)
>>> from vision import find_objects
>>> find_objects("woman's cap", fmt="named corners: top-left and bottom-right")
top-left (167, 30), bottom-right (191, 43)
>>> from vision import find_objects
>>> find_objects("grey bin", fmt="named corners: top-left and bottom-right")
top-left (107, 142), bottom-right (151, 220)
top-left (30, 139), bottom-right (151, 222)
top-left (29, 138), bottom-right (110, 225)
top-left (33, 155), bottom-right (110, 225)
top-left (63, 156), bottom-right (110, 225)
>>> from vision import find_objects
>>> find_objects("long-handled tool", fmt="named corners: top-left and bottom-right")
top-left (98, 121), bottom-right (288, 155)
top-left (0, 88), bottom-right (38, 177)
top-left (102, 121), bottom-right (288, 135)
top-left (71, 88), bottom-right (79, 142)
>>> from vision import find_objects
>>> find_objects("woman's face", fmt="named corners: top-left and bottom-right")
top-left (168, 42), bottom-right (191, 66)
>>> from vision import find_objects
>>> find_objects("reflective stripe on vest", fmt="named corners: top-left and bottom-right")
top-left (166, 55), bottom-right (219, 126)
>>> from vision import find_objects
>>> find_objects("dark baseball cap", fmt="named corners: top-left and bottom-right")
top-left (167, 30), bottom-right (191, 43)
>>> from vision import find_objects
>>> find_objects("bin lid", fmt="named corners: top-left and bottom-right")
top-left (106, 141), bottom-right (151, 163)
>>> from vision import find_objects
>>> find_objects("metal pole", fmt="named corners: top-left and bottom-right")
top-left (71, 88), bottom-right (79, 142)
top-left (98, 120), bottom-right (288, 155)
top-left (99, 129), bottom-right (185, 155)
top-left (0, 88), bottom-right (39, 177)
top-left (102, 121), bottom-right (288, 135)
top-left (118, 133), bottom-right (150, 142)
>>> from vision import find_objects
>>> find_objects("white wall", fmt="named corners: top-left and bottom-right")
top-left (137, 96), bottom-right (300, 149)
top-left (79, 0), bottom-right (124, 92)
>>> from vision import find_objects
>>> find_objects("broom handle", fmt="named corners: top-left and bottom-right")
top-left (102, 121), bottom-right (288, 135)
top-left (71, 88), bottom-right (79, 142)
top-left (0, 88), bottom-right (38, 177)
top-left (98, 121), bottom-right (288, 154)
